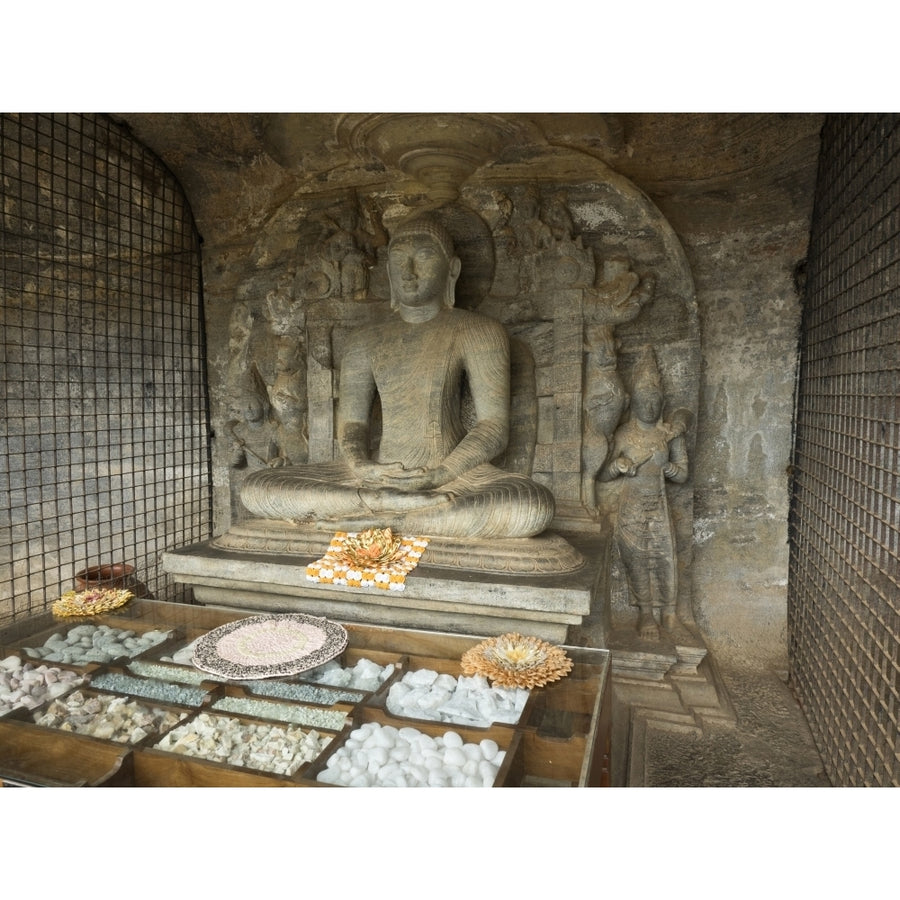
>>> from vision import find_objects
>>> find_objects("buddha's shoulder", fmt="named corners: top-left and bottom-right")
top-left (444, 308), bottom-right (507, 338)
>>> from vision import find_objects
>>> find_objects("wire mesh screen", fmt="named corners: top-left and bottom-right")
top-left (0, 113), bottom-right (212, 624)
top-left (789, 113), bottom-right (900, 787)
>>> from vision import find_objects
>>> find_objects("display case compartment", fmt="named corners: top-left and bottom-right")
top-left (0, 654), bottom-right (93, 719)
top-left (516, 663), bottom-right (611, 787)
top-left (209, 687), bottom-right (353, 732)
top-left (125, 657), bottom-right (225, 689)
top-left (0, 616), bottom-right (179, 668)
top-left (0, 717), bottom-right (134, 787)
top-left (367, 654), bottom-right (536, 732)
top-left (302, 705), bottom-right (525, 787)
top-left (9, 686), bottom-right (194, 749)
top-left (134, 707), bottom-right (342, 786)
top-left (231, 676), bottom-right (368, 708)
top-left (133, 747), bottom-right (312, 787)
top-left (286, 647), bottom-right (404, 691)
top-left (86, 664), bottom-right (222, 709)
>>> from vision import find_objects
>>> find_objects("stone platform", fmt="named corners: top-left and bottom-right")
top-left (162, 527), bottom-right (597, 642)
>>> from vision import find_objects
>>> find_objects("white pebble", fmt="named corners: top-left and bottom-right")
top-left (442, 730), bottom-right (464, 748)
top-left (479, 739), bottom-right (499, 761)
top-left (442, 747), bottom-right (467, 769)
top-left (462, 758), bottom-right (480, 777)
top-left (367, 746), bottom-right (388, 767)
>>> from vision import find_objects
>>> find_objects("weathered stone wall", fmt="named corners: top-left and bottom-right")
top-left (631, 117), bottom-right (822, 670)
top-left (120, 113), bottom-right (824, 670)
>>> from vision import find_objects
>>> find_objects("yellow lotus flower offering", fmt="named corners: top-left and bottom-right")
top-left (337, 527), bottom-right (402, 568)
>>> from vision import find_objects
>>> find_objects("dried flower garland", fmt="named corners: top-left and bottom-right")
top-left (460, 632), bottom-right (573, 689)
top-left (52, 587), bottom-right (134, 617)
top-left (306, 529), bottom-right (429, 591)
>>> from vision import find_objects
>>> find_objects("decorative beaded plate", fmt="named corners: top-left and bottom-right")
top-left (192, 614), bottom-right (348, 680)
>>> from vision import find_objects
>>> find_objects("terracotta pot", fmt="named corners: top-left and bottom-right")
top-left (74, 563), bottom-right (135, 591)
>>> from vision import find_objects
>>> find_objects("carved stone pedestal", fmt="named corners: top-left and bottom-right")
top-left (599, 630), bottom-right (736, 785)
top-left (162, 525), bottom-right (595, 643)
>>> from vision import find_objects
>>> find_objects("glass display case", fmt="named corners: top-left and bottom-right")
top-left (0, 599), bottom-right (610, 787)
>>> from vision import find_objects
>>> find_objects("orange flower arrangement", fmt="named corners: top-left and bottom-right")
top-left (460, 632), bottom-right (573, 689)
top-left (337, 527), bottom-right (403, 568)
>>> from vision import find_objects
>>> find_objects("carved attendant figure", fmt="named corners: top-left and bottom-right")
top-left (240, 213), bottom-right (555, 539)
top-left (582, 257), bottom-right (655, 512)
top-left (600, 346), bottom-right (689, 640)
top-left (227, 364), bottom-right (282, 469)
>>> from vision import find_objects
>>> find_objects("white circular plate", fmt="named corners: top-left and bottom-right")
top-left (192, 613), bottom-right (348, 680)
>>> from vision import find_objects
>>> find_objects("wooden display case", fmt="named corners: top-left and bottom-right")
top-left (0, 599), bottom-right (611, 787)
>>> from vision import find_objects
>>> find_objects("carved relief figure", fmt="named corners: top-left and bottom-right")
top-left (295, 196), bottom-right (387, 301)
top-left (511, 186), bottom-right (553, 293)
top-left (600, 346), bottom-right (690, 640)
top-left (226, 363), bottom-right (282, 469)
top-left (537, 193), bottom-right (592, 288)
top-left (269, 335), bottom-right (309, 466)
top-left (582, 256), bottom-right (655, 512)
top-left (239, 213), bottom-right (555, 539)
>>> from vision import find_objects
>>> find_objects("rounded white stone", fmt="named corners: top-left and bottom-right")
top-left (373, 725), bottom-right (398, 748)
top-left (415, 732), bottom-right (437, 751)
top-left (390, 744), bottom-right (410, 762)
top-left (463, 742), bottom-right (483, 760)
top-left (479, 739), bottom-right (499, 761)
top-left (367, 746), bottom-right (388, 767)
top-left (462, 758), bottom-right (480, 777)
top-left (443, 747), bottom-right (467, 769)
top-left (479, 759), bottom-right (499, 780)
top-left (441, 730), bottom-right (464, 748)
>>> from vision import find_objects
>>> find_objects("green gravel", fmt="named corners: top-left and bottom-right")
top-left (212, 695), bottom-right (348, 730)
top-left (239, 679), bottom-right (363, 706)
top-left (128, 660), bottom-right (212, 685)
top-left (90, 671), bottom-right (208, 706)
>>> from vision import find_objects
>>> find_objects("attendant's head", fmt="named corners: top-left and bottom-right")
top-left (631, 345), bottom-right (664, 424)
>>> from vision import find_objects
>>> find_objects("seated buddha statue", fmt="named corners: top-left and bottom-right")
top-left (239, 213), bottom-right (555, 539)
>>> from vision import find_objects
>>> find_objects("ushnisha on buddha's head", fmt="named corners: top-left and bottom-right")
top-left (387, 214), bottom-right (462, 314)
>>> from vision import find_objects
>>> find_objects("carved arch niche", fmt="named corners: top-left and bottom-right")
top-left (228, 115), bottom-right (699, 633)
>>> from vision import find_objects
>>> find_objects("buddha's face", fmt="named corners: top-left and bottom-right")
top-left (388, 233), bottom-right (457, 309)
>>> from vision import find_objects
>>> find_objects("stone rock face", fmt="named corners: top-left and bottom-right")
top-left (121, 113), bottom-right (823, 669)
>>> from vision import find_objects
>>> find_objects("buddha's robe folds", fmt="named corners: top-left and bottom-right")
top-left (239, 307), bottom-right (555, 539)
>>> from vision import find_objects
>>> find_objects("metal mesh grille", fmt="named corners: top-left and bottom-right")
top-left (789, 113), bottom-right (900, 787)
top-left (0, 113), bottom-right (212, 623)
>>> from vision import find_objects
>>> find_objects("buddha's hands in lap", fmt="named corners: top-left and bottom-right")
top-left (352, 461), bottom-right (453, 493)
top-left (351, 462), bottom-right (453, 513)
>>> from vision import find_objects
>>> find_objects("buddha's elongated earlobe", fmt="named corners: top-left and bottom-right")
top-left (445, 255), bottom-right (461, 308)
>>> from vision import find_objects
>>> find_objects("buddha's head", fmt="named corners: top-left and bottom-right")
top-left (387, 214), bottom-right (461, 312)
